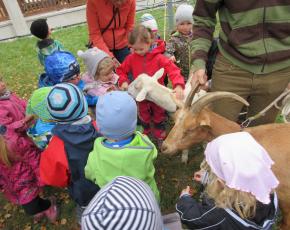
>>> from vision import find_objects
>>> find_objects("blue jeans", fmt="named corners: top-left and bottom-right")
top-left (111, 46), bottom-right (130, 63)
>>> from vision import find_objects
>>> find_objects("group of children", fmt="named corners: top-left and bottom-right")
top-left (0, 3), bottom-right (281, 230)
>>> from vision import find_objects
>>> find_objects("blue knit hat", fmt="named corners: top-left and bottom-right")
top-left (96, 91), bottom-right (137, 140)
top-left (82, 176), bottom-right (163, 230)
top-left (45, 51), bottom-right (80, 84)
top-left (47, 83), bottom-right (88, 122)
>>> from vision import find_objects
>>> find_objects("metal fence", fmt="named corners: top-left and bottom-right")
top-left (17, 0), bottom-right (86, 16)
top-left (136, 0), bottom-right (194, 39)
top-left (0, 0), bottom-right (9, 22)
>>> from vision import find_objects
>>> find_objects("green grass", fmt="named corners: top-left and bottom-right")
top-left (0, 8), bottom-right (205, 229)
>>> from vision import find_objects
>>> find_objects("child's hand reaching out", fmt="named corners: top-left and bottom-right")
top-left (174, 85), bottom-right (184, 100)
top-left (120, 82), bottom-right (129, 91)
top-left (169, 55), bottom-right (176, 63)
top-left (180, 186), bottom-right (193, 197)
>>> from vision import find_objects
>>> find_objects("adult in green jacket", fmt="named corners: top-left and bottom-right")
top-left (191, 0), bottom-right (290, 125)
top-left (85, 91), bottom-right (160, 202)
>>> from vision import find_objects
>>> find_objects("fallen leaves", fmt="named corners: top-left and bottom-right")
top-left (61, 218), bottom-right (67, 225)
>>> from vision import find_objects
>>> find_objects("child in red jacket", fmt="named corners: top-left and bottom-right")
top-left (117, 25), bottom-right (185, 144)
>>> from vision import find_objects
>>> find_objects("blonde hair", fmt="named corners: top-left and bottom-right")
top-left (95, 57), bottom-right (114, 79)
top-left (201, 161), bottom-right (257, 219)
top-left (128, 25), bottom-right (154, 45)
top-left (0, 135), bottom-right (11, 167)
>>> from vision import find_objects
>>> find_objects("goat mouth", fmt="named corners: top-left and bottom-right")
top-left (160, 146), bottom-right (179, 155)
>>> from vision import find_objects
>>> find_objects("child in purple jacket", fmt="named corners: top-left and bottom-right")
top-left (0, 77), bottom-right (57, 221)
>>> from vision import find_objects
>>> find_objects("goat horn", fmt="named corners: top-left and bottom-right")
top-left (184, 82), bottom-right (201, 108)
top-left (191, 92), bottom-right (249, 114)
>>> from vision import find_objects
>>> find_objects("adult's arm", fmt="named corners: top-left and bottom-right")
top-left (125, 0), bottom-right (136, 33)
top-left (86, 0), bottom-right (113, 56)
top-left (191, 0), bottom-right (221, 72)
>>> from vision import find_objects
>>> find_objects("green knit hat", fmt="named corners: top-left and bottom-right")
top-left (26, 87), bottom-right (53, 121)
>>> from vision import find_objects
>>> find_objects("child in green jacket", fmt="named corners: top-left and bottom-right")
top-left (85, 91), bottom-right (160, 201)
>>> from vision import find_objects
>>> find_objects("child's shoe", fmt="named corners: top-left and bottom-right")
top-left (33, 197), bottom-right (58, 222)
top-left (45, 197), bottom-right (58, 222)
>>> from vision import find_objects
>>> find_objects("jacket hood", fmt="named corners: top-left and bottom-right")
top-left (52, 123), bottom-right (99, 146)
top-left (153, 39), bottom-right (166, 54)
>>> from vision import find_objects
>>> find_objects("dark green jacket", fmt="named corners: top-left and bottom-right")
top-left (191, 0), bottom-right (290, 74)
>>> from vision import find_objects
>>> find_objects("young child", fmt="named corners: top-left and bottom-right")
top-left (165, 4), bottom-right (194, 81)
top-left (39, 51), bottom-right (98, 106)
top-left (0, 78), bottom-right (57, 221)
top-left (30, 18), bottom-right (64, 66)
top-left (117, 25), bottom-right (185, 143)
top-left (82, 176), bottom-right (163, 230)
top-left (177, 132), bottom-right (279, 229)
top-left (26, 87), bottom-right (55, 150)
top-left (85, 91), bottom-right (160, 201)
top-left (39, 83), bottom-right (100, 223)
top-left (78, 48), bottom-right (119, 97)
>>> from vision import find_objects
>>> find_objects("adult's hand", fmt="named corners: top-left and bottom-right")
top-left (190, 69), bottom-right (208, 90)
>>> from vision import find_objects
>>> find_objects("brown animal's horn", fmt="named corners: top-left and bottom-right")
top-left (184, 82), bottom-right (201, 108)
top-left (191, 92), bottom-right (249, 114)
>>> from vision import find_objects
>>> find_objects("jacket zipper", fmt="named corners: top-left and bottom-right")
top-left (143, 54), bottom-right (147, 74)
top-left (261, 6), bottom-right (268, 73)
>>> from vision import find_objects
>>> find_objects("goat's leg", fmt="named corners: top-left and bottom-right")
top-left (181, 149), bottom-right (189, 164)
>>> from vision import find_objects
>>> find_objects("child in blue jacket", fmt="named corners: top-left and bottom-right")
top-left (39, 83), bottom-right (101, 224)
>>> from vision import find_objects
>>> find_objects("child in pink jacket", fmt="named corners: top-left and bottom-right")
top-left (78, 48), bottom-right (119, 97)
top-left (0, 77), bottom-right (57, 221)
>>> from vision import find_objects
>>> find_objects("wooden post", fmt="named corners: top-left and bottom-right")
top-left (2, 0), bottom-right (29, 36)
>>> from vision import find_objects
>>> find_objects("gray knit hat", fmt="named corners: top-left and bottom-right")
top-left (175, 4), bottom-right (194, 25)
top-left (77, 47), bottom-right (109, 77)
top-left (82, 176), bottom-right (163, 230)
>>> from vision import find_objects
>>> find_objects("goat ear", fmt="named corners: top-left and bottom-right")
top-left (153, 68), bottom-right (164, 81)
top-left (136, 89), bottom-right (147, 102)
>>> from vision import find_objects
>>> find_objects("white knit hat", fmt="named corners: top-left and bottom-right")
top-left (82, 176), bottom-right (163, 230)
top-left (77, 47), bottom-right (109, 77)
top-left (140, 13), bottom-right (158, 32)
top-left (175, 4), bottom-right (194, 25)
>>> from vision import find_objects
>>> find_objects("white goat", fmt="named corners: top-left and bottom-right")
top-left (128, 68), bottom-right (205, 163)
top-left (128, 68), bottom-right (177, 112)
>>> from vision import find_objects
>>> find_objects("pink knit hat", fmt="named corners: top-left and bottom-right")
top-left (205, 132), bottom-right (279, 204)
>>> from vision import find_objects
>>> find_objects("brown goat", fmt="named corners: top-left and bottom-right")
top-left (161, 90), bottom-right (290, 229)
